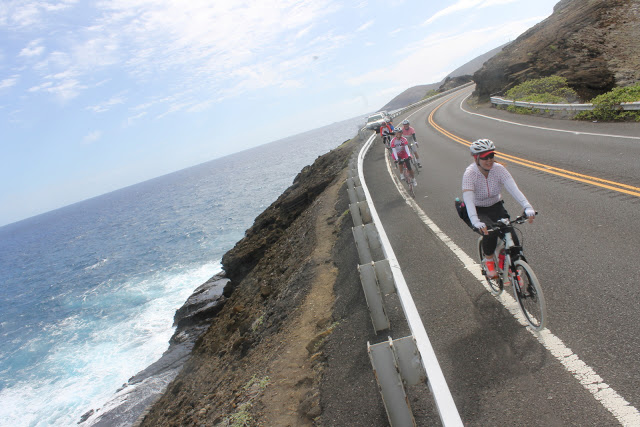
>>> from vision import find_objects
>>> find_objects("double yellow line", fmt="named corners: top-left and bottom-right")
top-left (428, 98), bottom-right (640, 198)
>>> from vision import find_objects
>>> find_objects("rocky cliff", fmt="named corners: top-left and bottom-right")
top-left (473, 0), bottom-right (640, 101)
top-left (135, 137), bottom-right (366, 426)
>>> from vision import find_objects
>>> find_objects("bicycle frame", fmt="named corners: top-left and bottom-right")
top-left (494, 222), bottom-right (523, 283)
top-left (480, 214), bottom-right (546, 330)
top-left (398, 158), bottom-right (415, 198)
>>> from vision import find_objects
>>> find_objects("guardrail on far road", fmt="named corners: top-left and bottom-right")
top-left (491, 96), bottom-right (640, 112)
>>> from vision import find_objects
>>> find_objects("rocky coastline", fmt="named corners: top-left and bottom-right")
top-left (78, 275), bottom-right (230, 426)
top-left (79, 135), bottom-right (374, 426)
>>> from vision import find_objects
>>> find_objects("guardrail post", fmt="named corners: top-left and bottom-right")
top-left (368, 336), bottom-right (427, 427)
top-left (374, 259), bottom-right (396, 294)
top-left (352, 225), bottom-right (373, 264)
top-left (358, 263), bottom-right (390, 332)
top-left (364, 223), bottom-right (384, 261)
top-left (349, 202), bottom-right (363, 227)
top-left (355, 185), bottom-right (366, 203)
top-left (358, 201), bottom-right (372, 224)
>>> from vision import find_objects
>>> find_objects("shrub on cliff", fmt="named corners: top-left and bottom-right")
top-left (575, 84), bottom-right (640, 122)
top-left (505, 76), bottom-right (579, 103)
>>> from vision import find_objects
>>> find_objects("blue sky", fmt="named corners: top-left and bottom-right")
top-left (0, 0), bottom-right (559, 226)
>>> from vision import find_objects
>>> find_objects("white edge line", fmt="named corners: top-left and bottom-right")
top-left (459, 93), bottom-right (640, 141)
top-left (358, 133), bottom-right (464, 427)
top-left (379, 135), bottom-right (640, 426)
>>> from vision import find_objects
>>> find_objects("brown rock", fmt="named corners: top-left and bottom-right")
top-left (473, 0), bottom-right (640, 101)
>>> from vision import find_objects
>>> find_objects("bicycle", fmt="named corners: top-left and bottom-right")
top-left (382, 133), bottom-right (392, 148)
top-left (408, 141), bottom-right (420, 175)
top-left (397, 158), bottom-right (416, 198)
top-left (476, 213), bottom-right (546, 331)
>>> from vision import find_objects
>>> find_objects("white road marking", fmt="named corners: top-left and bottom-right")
top-left (382, 147), bottom-right (640, 426)
top-left (458, 93), bottom-right (640, 140)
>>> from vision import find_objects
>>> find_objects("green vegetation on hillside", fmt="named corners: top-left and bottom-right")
top-left (421, 89), bottom-right (439, 100)
top-left (505, 76), bottom-right (578, 104)
top-left (500, 76), bottom-right (578, 115)
top-left (500, 76), bottom-right (640, 121)
top-left (575, 84), bottom-right (640, 122)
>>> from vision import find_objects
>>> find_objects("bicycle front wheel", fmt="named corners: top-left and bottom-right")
top-left (411, 155), bottom-right (420, 175)
top-left (478, 237), bottom-right (503, 295)
top-left (406, 175), bottom-right (415, 198)
top-left (513, 260), bottom-right (546, 331)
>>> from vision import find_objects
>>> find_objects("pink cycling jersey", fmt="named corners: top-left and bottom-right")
top-left (390, 137), bottom-right (411, 160)
top-left (402, 126), bottom-right (416, 138)
top-left (462, 162), bottom-right (532, 208)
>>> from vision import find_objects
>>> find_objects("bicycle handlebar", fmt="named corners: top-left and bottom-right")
top-left (473, 211), bottom-right (539, 233)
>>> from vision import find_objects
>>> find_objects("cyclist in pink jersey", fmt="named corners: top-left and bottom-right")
top-left (401, 119), bottom-right (422, 168)
top-left (379, 118), bottom-right (394, 146)
top-left (390, 128), bottom-right (416, 186)
top-left (462, 139), bottom-right (535, 278)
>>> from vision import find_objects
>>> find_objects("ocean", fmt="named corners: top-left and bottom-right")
top-left (0, 116), bottom-right (363, 427)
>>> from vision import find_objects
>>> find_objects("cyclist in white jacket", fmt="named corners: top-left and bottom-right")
top-left (462, 139), bottom-right (536, 278)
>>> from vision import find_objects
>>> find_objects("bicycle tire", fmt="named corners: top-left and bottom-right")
top-left (405, 170), bottom-right (415, 198)
top-left (411, 153), bottom-right (420, 175)
top-left (477, 237), bottom-right (503, 295)
top-left (512, 259), bottom-right (546, 331)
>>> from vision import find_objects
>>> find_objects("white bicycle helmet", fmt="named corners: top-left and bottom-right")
top-left (394, 127), bottom-right (403, 133)
top-left (470, 139), bottom-right (495, 155)
top-left (402, 119), bottom-right (410, 125)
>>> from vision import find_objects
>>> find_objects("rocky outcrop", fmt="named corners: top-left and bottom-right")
top-left (78, 275), bottom-right (229, 426)
top-left (439, 75), bottom-right (474, 92)
top-left (473, 0), bottom-right (640, 101)
top-left (136, 138), bottom-right (358, 426)
top-left (220, 141), bottom-right (352, 285)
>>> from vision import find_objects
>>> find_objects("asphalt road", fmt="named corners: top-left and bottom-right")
top-left (362, 86), bottom-right (640, 426)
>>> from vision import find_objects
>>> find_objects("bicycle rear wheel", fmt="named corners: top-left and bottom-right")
top-left (512, 260), bottom-right (546, 331)
top-left (477, 237), bottom-right (503, 295)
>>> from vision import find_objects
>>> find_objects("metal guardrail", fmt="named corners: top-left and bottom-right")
top-left (363, 82), bottom-right (476, 132)
top-left (390, 82), bottom-right (474, 119)
top-left (491, 96), bottom-right (640, 112)
top-left (349, 133), bottom-right (462, 427)
top-left (349, 85), bottom-right (474, 426)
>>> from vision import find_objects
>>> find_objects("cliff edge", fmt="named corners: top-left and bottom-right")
top-left (136, 136), bottom-right (389, 426)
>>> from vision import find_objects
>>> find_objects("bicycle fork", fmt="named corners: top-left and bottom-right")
top-left (496, 233), bottom-right (521, 291)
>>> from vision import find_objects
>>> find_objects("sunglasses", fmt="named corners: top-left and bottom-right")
top-left (479, 153), bottom-right (495, 160)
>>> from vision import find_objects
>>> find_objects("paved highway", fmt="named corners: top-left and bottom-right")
top-left (363, 86), bottom-right (640, 426)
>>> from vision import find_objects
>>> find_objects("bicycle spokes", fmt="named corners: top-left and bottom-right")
top-left (513, 261), bottom-right (546, 331)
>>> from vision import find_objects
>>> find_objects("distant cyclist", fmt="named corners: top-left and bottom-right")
top-left (390, 128), bottom-right (417, 186)
top-left (462, 139), bottom-right (535, 278)
top-left (401, 119), bottom-right (422, 168)
top-left (379, 118), bottom-right (394, 146)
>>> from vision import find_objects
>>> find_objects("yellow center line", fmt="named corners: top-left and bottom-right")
top-left (428, 98), bottom-right (640, 198)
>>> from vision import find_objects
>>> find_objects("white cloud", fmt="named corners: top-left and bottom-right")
top-left (30, 79), bottom-right (86, 101)
top-left (82, 130), bottom-right (102, 145)
top-left (28, 81), bottom-right (53, 92)
top-left (15, 0), bottom-right (348, 112)
top-left (0, 75), bottom-right (19, 89)
top-left (19, 39), bottom-right (45, 57)
top-left (423, 0), bottom-right (519, 26)
top-left (349, 18), bottom-right (538, 88)
top-left (1, 0), bottom-right (78, 29)
top-left (295, 25), bottom-right (313, 39)
top-left (87, 93), bottom-right (127, 113)
top-left (424, 0), bottom-right (483, 26)
top-left (357, 20), bottom-right (374, 32)
top-left (125, 111), bottom-right (147, 127)
top-left (479, 0), bottom-right (519, 7)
